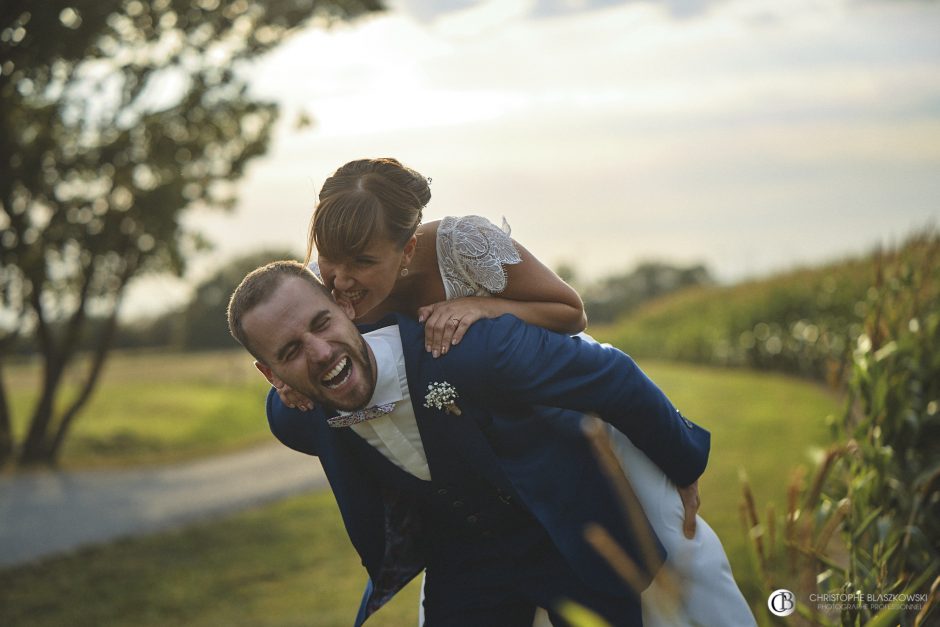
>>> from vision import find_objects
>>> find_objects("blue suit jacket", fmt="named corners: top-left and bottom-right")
top-left (267, 314), bottom-right (710, 625)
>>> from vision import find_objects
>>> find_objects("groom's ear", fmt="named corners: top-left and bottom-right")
top-left (254, 360), bottom-right (284, 389)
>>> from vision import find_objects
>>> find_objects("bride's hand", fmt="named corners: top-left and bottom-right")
top-left (275, 383), bottom-right (315, 412)
top-left (417, 297), bottom-right (494, 358)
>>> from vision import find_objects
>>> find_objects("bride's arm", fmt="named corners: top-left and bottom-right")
top-left (419, 240), bottom-right (586, 356)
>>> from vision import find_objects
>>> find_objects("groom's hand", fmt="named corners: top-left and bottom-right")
top-left (678, 481), bottom-right (700, 539)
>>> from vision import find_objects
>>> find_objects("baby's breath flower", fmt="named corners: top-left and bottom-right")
top-left (424, 382), bottom-right (461, 415)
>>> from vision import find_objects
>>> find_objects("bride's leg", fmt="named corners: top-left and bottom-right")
top-left (605, 424), bottom-right (756, 627)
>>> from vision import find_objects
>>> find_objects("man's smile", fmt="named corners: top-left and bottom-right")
top-left (321, 355), bottom-right (352, 389)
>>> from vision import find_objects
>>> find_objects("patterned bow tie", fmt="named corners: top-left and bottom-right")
top-left (327, 402), bottom-right (397, 428)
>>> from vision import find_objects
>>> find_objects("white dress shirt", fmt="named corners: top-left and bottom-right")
top-left (337, 325), bottom-right (432, 481)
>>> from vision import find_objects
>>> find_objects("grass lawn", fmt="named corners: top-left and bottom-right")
top-left (0, 358), bottom-right (841, 625)
top-left (0, 491), bottom-right (421, 627)
top-left (5, 350), bottom-right (273, 469)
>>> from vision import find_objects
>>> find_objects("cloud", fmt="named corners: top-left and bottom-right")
top-left (224, 0), bottom-right (940, 284)
top-left (390, 0), bottom-right (720, 22)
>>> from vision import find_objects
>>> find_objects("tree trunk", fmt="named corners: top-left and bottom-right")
top-left (48, 301), bottom-right (123, 462)
top-left (0, 355), bottom-right (13, 467)
top-left (18, 390), bottom-right (57, 465)
top-left (17, 259), bottom-right (96, 466)
top-left (17, 349), bottom-right (65, 466)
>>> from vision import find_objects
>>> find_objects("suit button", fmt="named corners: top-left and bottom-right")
top-left (466, 515), bottom-right (478, 524)
top-left (452, 500), bottom-right (464, 508)
top-left (437, 488), bottom-right (448, 496)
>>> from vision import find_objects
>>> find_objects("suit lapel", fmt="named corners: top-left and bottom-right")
top-left (395, 315), bottom-right (518, 496)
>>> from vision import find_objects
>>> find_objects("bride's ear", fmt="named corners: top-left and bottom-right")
top-left (402, 234), bottom-right (418, 266)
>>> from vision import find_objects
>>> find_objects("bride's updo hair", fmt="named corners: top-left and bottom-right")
top-left (307, 158), bottom-right (430, 262)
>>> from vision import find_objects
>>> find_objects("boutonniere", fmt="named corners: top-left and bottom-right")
top-left (424, 381), bottom-right (462, 415)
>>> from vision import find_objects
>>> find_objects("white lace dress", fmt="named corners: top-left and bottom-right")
top-left (435, 215), bottom-right (522, 300)
top-left (429, 216), bottom-right (755, 627)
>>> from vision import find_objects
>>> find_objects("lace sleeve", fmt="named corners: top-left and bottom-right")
top-left (436, 215), bottom-right (522, 300)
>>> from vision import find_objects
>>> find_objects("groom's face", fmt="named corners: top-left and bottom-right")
top-left (244, 276), bottom-right (377, 412)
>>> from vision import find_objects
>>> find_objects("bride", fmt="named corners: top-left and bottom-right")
top-left (272, 157), bottom-right (754, 626)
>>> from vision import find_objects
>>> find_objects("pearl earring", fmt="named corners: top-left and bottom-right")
top-left (400, 267), bottom-right (409, 277)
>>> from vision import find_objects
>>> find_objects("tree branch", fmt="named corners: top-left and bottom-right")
top-left (50, 258), bottom-right (136, 459)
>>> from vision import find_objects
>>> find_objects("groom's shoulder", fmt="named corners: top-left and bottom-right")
top-left (398, 313), bottom-right (549, 374)
top-left (425, 314), bottom-right (532, 394)
top-left (265, 387), bottom-right (322, 456)
top-left (397, 312), bottom-right (531, 350)
top-left (450, 313), bottom-right (542, 365)
top-left (463, 312), bottom-right (527, 341)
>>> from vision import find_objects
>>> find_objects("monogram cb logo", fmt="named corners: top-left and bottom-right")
top-left (768, 589), bottom-right (796, 617)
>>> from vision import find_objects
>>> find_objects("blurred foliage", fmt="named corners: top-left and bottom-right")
top-left (554, 260), bottom-right (579, 288)
top-left (582, 261), bottom-right (713, 325)
top-left (740, 232), bottom-right (940, 626)
top-left (179, 247), bottom-right (299, 349)
top-left (4, 249), bottom-right (299, 353)
top-left (595, 237), bottom-right (922, 382)
top-left (0, 0), bottom-right (381, 466)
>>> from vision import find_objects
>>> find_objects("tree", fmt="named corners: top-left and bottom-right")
top-left (582, 261), bottom-right (712, 324)
top-left (181, 248), bottom-right (299, 350)
top-left (0, 0), bottom-right (382, 467)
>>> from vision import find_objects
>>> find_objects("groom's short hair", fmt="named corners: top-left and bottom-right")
top-left (227, 260), bottom-right (331, 361)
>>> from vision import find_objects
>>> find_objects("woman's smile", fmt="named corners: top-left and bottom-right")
top-left (338, 289), bottom-right (367, 304)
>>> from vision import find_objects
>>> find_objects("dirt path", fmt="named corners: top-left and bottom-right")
top-left (0, 442), bottom-right (326, 568)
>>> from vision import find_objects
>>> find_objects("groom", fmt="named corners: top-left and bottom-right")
top-left (227, 260), bottom-right (710, 626)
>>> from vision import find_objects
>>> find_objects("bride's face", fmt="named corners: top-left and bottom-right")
top-left (317, 234), bottom-right (413, 320)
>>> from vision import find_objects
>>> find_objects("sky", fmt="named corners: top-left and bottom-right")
top-left (125, 0), bottom-right (940, 318)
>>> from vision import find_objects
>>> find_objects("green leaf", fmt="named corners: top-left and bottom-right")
top-left (864, 564), bottom-right (938, 627)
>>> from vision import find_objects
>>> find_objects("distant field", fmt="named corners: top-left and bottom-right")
top-left (6, 350), bottom-right (273, 468)
top-left (0, 357), bottom-right (841, 625)
top-left (590, 244), bottom-right (883, 382)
